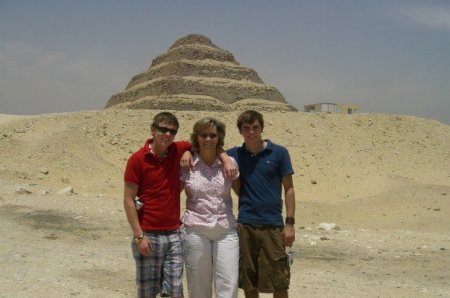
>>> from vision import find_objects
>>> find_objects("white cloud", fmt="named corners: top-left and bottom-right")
top-left (399, 6), bottom-right (450, 31)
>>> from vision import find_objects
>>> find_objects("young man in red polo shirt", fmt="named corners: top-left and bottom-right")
top-left (123, 112), bottom-right (235, 298)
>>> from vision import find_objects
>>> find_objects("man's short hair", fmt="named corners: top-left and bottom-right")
top-left (190, 117), bottom-right (225, 151)
top-left (236, 110), bottom-right (264, 132)
top-left (152, 112), bottom-right (179, 129)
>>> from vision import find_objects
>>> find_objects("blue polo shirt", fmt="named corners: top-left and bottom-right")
top-left (227, 140), bottom-right (294, 226)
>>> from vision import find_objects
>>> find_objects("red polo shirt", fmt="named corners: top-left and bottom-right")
top-left (124, 139), bottom-right (191, 231)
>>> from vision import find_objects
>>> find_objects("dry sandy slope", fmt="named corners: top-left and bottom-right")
top-left (0, 109), bottom-right (449, 297)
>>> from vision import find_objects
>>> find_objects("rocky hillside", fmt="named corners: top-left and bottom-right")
top-left (1, 110), bottom-right (449, 204)
top-left (2, 110), bottom-right (449, 298)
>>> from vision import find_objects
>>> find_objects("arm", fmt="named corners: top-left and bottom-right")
top-left (123, 182), bottom-right (151, 256)
top-left (232, 178), bottom-right (240, 196)
top-left (217, 148), bottom-right (237, 179)
top-left (180, 150), bottom-right (192, 170)
top-left (179, 180), bottom-right (185, 193)
top-left (282, 175), bottom-right (296, 247)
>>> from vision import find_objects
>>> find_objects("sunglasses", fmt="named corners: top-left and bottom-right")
top-left (154, 125), bottom-right (178, 136)
top-left (198, 133), bottom-right (218, 139)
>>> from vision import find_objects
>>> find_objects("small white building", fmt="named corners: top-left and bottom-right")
top-left (304, 103), bottom-right (360, 114)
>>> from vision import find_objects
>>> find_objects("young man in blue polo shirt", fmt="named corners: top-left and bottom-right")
top-left (227, 110), bottom-right (296, 298)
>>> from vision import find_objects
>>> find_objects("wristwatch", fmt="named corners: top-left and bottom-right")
top-left (285, 217), bottom-right (295, 225)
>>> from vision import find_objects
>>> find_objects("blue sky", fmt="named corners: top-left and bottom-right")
top-left (1, 0), bottom-right (449, 124)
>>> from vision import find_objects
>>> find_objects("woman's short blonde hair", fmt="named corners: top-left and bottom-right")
top-left (190, 117), bottom-right (225, 151)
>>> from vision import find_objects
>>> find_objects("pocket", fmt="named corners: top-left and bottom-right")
top-left (272, 257), bottom-right (290, 289)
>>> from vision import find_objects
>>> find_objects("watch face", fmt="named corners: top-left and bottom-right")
top-left (286, 217), bottom-right (295, 225)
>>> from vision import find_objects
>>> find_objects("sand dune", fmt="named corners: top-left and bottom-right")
top-left (1, 109), bottom-right (449, 297)
top-left (0, 113), bottom-right (27, 124)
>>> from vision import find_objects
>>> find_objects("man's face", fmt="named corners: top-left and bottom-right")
top-left (240, 120), bottom-right (263, 145)
top-left (151, 122), bottom-right (178, 148)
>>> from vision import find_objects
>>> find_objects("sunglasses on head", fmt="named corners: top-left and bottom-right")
top-left (154, 125), bottom-right (177, 136)
top-left (198, 133), bottom-right (218, 139)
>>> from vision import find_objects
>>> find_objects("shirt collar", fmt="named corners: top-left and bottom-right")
top-left (143, 138), bottom-right (175, 157)
top-left (192, 152), bottom-right (221, 168)
top-left (239, 139), bottom-right (272, 154)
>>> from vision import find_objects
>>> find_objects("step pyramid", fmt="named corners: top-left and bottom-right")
top-left (105, 34), bottom-right (296, 111)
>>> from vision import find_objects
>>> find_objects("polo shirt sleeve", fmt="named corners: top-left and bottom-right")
top-left (124, 152), bottom-right (141, 185)
top-left (280, 147), bottom-right (294, 177)
top-left (176, 141), bottom-right (192, 154)
top-left (226, 147), bottom-right (238, 159)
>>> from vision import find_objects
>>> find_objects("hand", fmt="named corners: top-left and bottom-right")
top-left (180, 151), bottom-right (193, 170)
top-left (137, 237), bottom-right (152, 256)
top-left (223, 158), bottom-right (237, 179)
top-left (283, 224), bottom-right (295, 247)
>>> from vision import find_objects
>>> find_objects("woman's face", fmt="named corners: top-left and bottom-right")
top-left (197, 125), bottom-right (219, 152)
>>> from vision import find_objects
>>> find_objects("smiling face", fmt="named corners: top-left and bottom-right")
top-left (197, 125), bottom-right (219, 153)
top-left (151, 121), bottom-right (177, 150)
top-left (150, 112), bottom-right (179, 152)
top-left (190, 117), bottom-right (225, 152)
top-left (236, 110), bottom-right (265, 147)
top-left (240, 120), bottom-right (264, 147)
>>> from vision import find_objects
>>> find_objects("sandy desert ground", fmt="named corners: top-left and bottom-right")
top-left (0, 108), bottom-right (449, 297)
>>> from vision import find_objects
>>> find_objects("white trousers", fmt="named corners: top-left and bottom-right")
top-left (183, 225), bottom-right (239, 298)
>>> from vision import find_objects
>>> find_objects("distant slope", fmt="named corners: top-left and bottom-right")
top-left (1, 110), bottom-right (449, 201)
